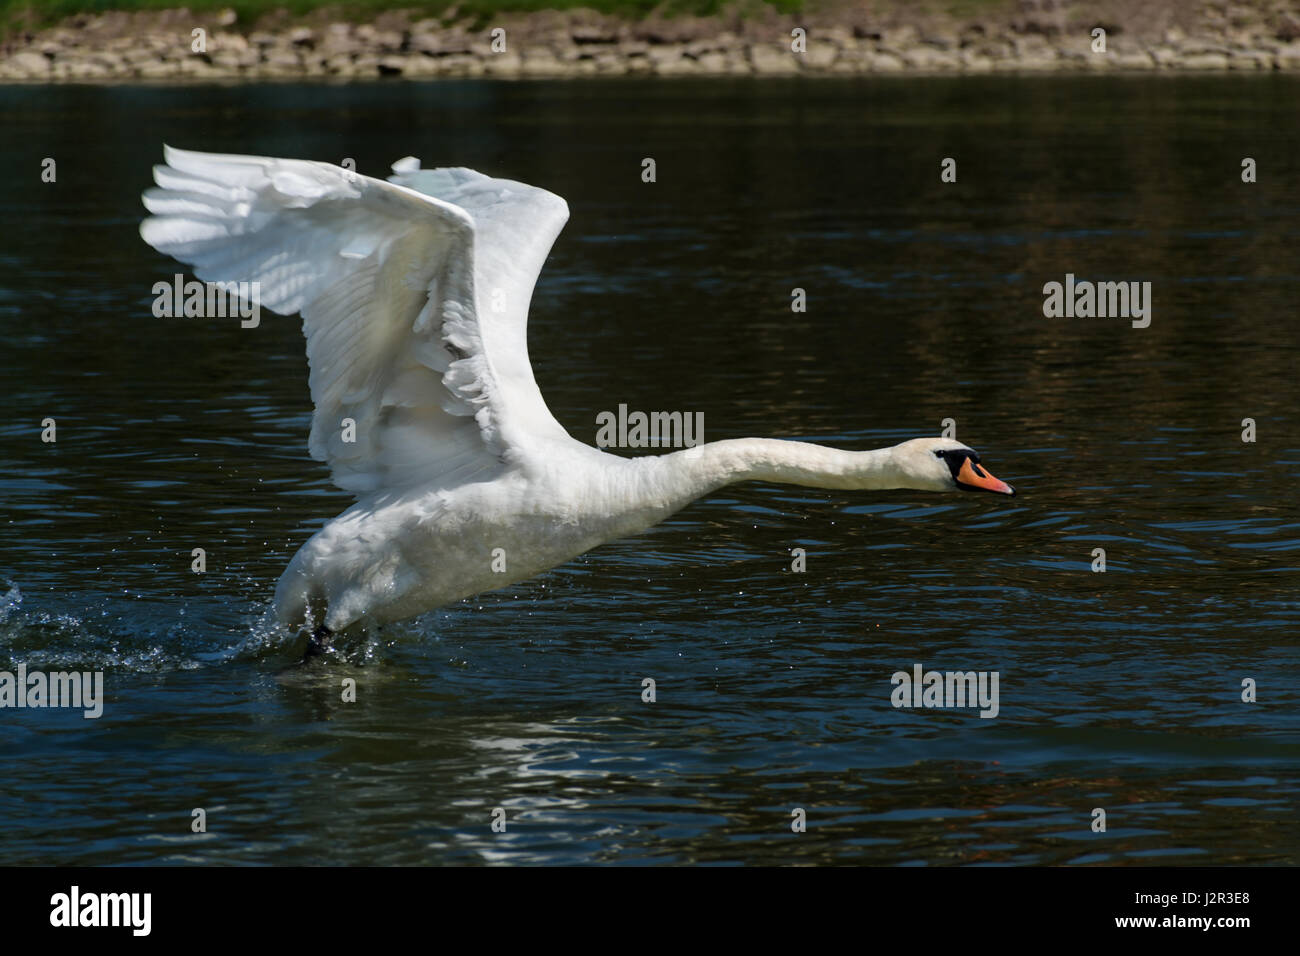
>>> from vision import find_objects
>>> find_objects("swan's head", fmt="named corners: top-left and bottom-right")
top-left (891, 437), bottom-right (1016, 496)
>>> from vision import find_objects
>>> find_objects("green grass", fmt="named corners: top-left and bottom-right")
top-left (0, 0), bottom-right (1023, 36)
top-left (0, 0), bottom-right (812, 29)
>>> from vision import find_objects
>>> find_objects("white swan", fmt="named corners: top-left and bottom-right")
top-left (140, 146), bottom-right (1015, 655)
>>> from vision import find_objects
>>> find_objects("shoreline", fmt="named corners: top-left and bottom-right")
top-left (4, 4), bottom-right (1300, 82)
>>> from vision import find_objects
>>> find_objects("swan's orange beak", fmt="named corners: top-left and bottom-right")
top-left (958, 458), bottom-right (1015, 496)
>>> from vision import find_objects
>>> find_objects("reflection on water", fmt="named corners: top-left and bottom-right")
top-left (0, 75), bottom-right (1297, 864)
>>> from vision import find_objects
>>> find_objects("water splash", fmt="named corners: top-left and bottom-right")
top-left (0, 584), bottom-right (301, 673)
top-left (0, 581), bottom-right (21, 624)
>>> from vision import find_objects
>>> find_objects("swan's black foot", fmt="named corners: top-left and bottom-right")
top-left (300, 624), bottom-right (333, 663)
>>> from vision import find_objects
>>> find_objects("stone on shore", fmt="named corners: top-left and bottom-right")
top-left (3, 2), bottom-right (1300, 82)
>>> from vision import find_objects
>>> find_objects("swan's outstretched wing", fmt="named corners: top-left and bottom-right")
top-left (139, 146), bottom-right (569, 496)
top-left (387, 158), bottom-right (569, 434)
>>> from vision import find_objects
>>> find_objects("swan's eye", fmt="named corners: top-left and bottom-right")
top-left (935, 449), bottom-right (966, 481)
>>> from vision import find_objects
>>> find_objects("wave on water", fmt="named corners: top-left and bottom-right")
top-left (0, 579), bottom-right (439, 674)
top-left (0, 579), bottom-right (306, 673)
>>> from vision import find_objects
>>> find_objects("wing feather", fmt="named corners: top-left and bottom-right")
top-left (140, 146), bottom-right (569, 495)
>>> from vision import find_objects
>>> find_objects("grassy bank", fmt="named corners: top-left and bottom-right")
top-left (0, 0), bottom-right (813, 28)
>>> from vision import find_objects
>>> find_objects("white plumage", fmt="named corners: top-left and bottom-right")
top-left (140, 147), bottom-right (1014, 639)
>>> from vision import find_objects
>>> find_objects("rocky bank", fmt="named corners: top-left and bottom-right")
top-left (4, 1), bottom-right (1300, 81)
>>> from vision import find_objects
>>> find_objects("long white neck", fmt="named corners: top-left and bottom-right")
top-left (628, 438), bottom-right (905, 515)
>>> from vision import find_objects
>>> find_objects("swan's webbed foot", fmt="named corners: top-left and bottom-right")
top-left (300, 623), bottom-right (333, 663)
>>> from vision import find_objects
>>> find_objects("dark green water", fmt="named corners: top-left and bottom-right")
top-left (0, 75), bottom-right (1297, 865)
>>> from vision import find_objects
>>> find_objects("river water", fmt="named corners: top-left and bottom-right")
top-left (0, 75), bottom-right (1297, 864)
